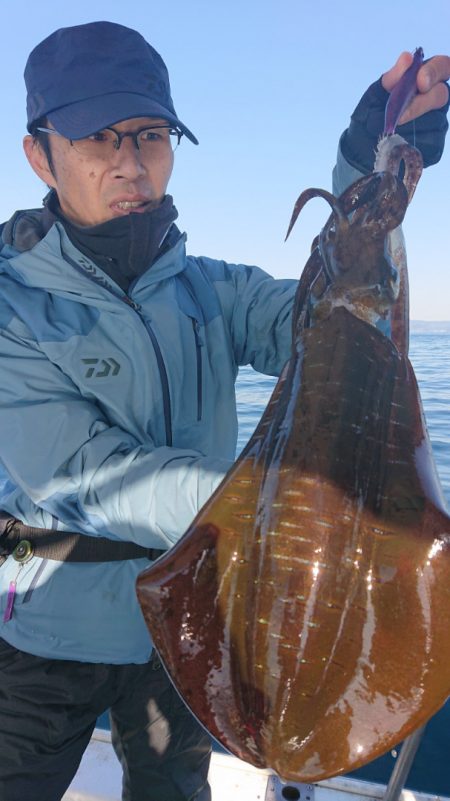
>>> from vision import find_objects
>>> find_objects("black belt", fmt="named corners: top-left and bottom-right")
top-left (0, 514), bottom-right (166, 564)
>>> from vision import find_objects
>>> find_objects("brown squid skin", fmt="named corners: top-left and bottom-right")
top-left (374, 136), bottom-right (424, 355)
top-left (136, 142), bottom-right (450, 782)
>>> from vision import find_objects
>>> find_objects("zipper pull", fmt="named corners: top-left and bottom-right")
top-left (3, 565), bottom-right (23, 623)
top-left (4, 579), bottom-right (17, 622)
top-left (193, 319), bottom-right (204, 346)
top-left (123, 296), bottom-right (141, 312)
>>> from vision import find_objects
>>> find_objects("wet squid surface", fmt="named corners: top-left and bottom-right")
top-left (137, 137), bottom-right (450, 782)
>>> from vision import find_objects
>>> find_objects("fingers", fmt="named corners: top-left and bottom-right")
top-left (382, 52), bottom-right (414, 92)
top-left (417, 55), bottom-right (450, 93)
top-left (399, 82), bottom-right (449, 124)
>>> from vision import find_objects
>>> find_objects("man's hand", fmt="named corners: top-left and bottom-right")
top-left (339, 50), bottom-right (450, 174)
top-left (382, 52), bottom-right (450, 125)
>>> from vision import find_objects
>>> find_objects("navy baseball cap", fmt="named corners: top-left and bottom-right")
top-left (25, 21), bottom-right (198, 144)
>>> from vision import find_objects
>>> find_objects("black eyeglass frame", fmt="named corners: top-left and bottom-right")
top-left (35, 124), bottom-right (183, 151)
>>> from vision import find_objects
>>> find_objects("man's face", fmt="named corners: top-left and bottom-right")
top-left (24, 117), bottom-right (174, 227)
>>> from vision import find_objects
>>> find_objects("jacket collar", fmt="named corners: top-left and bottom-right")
top-left (0, 220), bottom-right (188, 300)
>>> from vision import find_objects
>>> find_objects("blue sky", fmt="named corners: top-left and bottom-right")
top-left (2, 0), bottom-right (449, 320)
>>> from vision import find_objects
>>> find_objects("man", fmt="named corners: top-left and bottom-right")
top-left (0, 20), bottom-right (448, 801)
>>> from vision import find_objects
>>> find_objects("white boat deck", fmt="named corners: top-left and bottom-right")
top-left (62, 729), bottom-right (450, 801)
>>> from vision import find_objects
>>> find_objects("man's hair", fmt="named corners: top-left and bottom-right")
top-left (30, 117), bottom-right (56, 176)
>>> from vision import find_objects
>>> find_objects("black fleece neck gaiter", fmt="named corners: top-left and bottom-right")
top-left (44, 192), bottom-right (179, 292)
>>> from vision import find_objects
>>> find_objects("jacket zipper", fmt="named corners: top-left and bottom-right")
top-left (191, 319), bottom-right (203, 421)
top-left (143, 320), bottom-right (173, 446)
top-left (176, 274), bottom-right (205, 422)
top-left (106, 296), bottom-right (173, 446)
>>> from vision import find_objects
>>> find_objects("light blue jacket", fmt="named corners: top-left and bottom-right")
top-left (0, 214), bottom-right (297, 663)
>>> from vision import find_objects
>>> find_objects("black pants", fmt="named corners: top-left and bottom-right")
top-left (0, 638), bottom-right (211, 801)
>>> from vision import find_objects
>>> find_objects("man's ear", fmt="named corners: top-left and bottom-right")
top-left (23, 135), bottom-right (57, 189)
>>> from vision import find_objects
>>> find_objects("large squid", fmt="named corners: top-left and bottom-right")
top-left (137, 50), bottom-right (450, 782)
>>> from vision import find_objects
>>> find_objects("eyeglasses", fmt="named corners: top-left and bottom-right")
top-left (35, 124), bottom-right (183, 159)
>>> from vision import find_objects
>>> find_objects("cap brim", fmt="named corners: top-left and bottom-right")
top-left (46, 91), bottom-right (199, 144)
